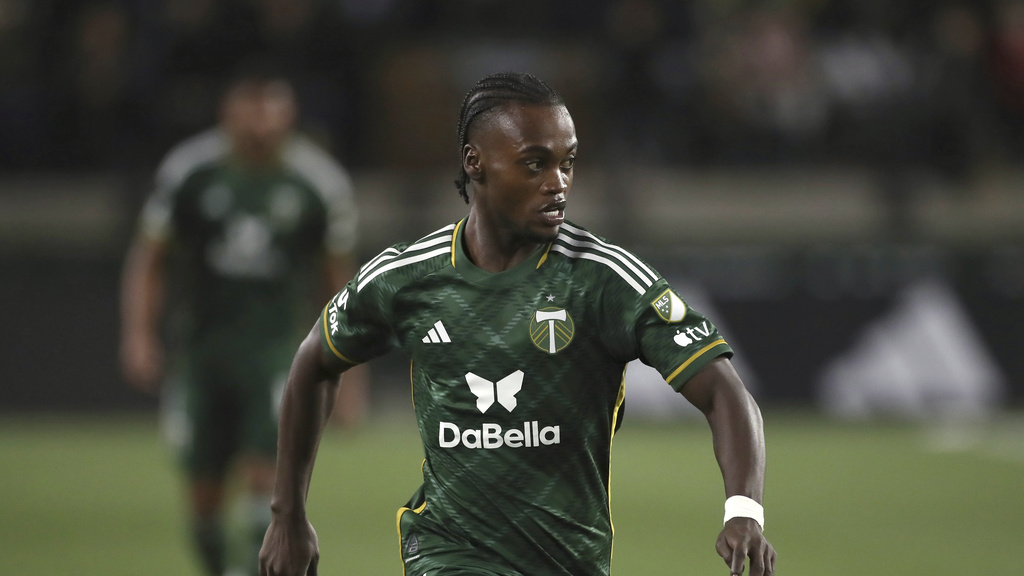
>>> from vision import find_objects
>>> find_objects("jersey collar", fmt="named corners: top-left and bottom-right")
top-left (451, 218), bottom-right (553, 285)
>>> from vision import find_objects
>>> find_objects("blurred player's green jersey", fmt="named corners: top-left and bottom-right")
top-left (140, 128), bottom-right (358, 359)
top-left (320, 219), bottom-right (731, 576)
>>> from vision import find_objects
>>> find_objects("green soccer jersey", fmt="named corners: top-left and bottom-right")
top-left (320, 219), bottom-right (731, 576)
top-left (140, 128), bottom-right (358, 360)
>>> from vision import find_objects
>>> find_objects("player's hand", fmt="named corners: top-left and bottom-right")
top-left (715, 517), bottom-right (775, 576)
top-left (120, 333), bottom-right (163, 393)
top-left (259, 516), bottom-right (320, 576)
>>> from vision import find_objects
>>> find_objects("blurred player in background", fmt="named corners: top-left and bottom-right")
top-left (119, 57), bottom-right (366, 576)
top-left (259, 72), bottom-right (775, 576)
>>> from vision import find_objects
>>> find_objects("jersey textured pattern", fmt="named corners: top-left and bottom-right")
top-left (320, 219), bottom-right (732, 575)
top-left (139, 128), bottom-right (358, 360)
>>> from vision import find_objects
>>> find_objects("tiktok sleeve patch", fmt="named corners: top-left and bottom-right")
top-left (320, 289), bottom-right (358, 365)
top-left (635, 291), bottom-right (733, 391)
top-left (318, 279), bottom-right (395, 366)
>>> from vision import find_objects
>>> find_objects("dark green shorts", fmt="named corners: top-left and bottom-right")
top-left (400, 540), bottom-right (523, 576)
top-left (162, 347), bottom-right (292, 478)
top-left (398, 489), bottom-right (523, 576)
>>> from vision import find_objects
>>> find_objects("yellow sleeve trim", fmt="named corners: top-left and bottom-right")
top-left (321, 304), bottom-right (358, 364)
top-left (665, 338), bottom-right (728, 385)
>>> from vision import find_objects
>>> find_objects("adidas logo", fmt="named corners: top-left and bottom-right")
top-left (421, 320), bottom-right (451, 344)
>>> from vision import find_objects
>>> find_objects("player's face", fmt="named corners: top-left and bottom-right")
top-left (469, 103), bottom-right (577, 244)
top-left (221, 80), bottom-right (297, 166)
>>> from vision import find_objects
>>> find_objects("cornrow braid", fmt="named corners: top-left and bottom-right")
top-left (454, 72), bottom-right (565, 203)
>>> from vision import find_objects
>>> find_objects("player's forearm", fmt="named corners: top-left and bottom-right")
top-left (120, 239), bottom-right (165, 337)
top-left (708, 385), bottom-right (767, 501)
top-left (685, 359), bottom-right (767, 501)
top-left (271, 332), bottom-right (340, 519)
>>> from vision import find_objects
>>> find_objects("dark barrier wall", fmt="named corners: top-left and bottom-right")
top-left (652, 245), bottom-right (1024, 406)
top-left (2, 246), bottom-right (1021, 413)
top-left (1, 256), bottom-right (144, 411)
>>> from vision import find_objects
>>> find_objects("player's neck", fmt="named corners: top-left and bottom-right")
top-left (462, 214), bottom-right (543, 274)
top-left (229, 143), bottom-right (284, 172)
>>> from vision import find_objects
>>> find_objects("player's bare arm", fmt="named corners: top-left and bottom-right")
top-left (681, 357), bottom-right (777, 576)
top-left (259, 325), bottom-right (345, 576)
top-left (119, 236), bottom-right (167, 392)
top-left (321, 253), bottom-right (369, 429)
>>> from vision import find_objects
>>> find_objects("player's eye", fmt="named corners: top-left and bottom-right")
top-left (560, 156), bottom-right (575, 172)
top-left (526, 160), bottom-right (543, 172)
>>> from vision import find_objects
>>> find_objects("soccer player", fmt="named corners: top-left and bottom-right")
top-left (259, 72), bottom-right (776, 576)
top-left (119, 58), bottom-right (366, 576)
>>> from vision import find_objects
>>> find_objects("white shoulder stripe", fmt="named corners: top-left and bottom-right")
top-left (154, 129), bottom-right (226, 192)
top-left (283, 135), bottom-right (354, 203)
top-left (357, 236), bottom-right (449, 283)
top-left (555, 232), bottom-right (657, 286)
top-left (283, 136), bottom-right (359, 255)
top-left (549, 244), bottom-right (649, 295)
top-left (358, 235), bottom-right (449, 280)
top-left (357, 225), bottom-right (455, 282)
top-left (355, 224), bottom-right (456, 292)
top-left (410, 223), bottom-right (457, 247)
top-left (359, 247), bottom-right (402, 276)
top-left (357, 246), bottom-right (451, 292)
top-left (560, 222), bottom-right (658, 283)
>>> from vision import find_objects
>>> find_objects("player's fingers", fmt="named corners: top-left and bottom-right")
top-left (715, 538), bottom-right (740, 575)
top-left (748, 549), bottom-right (766, 576)
top-left (751, 538), bottom-right (778, 576)
top-left (722, 540), bottom-right (747, 576)
top-left (729, 550), bottom-right (747, 576)
top-left (715, 536), bottom-right (732, 562)
top-left (764, 541), bottom-right (777, 575)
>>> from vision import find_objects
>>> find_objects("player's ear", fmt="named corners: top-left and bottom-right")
top-left (463, 144), bottom-right (483, 182)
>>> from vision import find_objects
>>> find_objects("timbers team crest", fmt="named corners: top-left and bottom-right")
top-left (529, 307), bottom-right (574, 354)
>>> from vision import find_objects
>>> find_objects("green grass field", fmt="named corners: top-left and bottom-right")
top-left (1, 409), bottom-right (1021, 575)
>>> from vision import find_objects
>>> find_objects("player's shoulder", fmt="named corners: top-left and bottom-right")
top-left (549, 221), bottom-right (662, 295)
top-left (352, 222), bottom-right (458, 295)
top-left (281, 134), bottom-right (354, 201)
top-left (153, 128), bottom-right (228, 192)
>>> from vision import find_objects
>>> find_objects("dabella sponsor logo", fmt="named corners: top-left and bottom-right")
top-left (440, 370), bottom-right (562, 449)
top-left (438, 421), bottom-right (561, 449)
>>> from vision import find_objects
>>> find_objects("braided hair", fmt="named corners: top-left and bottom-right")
top-left (454, 72), bottom-right (565, 204)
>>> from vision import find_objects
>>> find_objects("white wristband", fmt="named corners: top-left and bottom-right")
top-left (723, 495), bottom-right (764, 530)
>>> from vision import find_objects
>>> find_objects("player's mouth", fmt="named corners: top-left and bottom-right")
top-left (539, 199), bottom-right (567, 226)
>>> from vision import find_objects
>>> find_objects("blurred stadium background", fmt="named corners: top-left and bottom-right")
top-left (2, 0), bottom-right (1023, 574)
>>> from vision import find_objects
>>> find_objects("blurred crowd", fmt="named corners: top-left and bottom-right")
top-left (1, 0), bottom-right (1023, 180)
